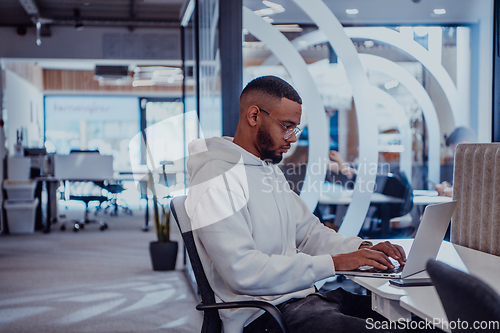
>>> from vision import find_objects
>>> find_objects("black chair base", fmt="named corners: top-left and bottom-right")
top-left (69, 195), bottom-right (108, 232)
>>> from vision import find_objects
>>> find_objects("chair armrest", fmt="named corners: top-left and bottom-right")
top-left (196, 300), bottom-right (288, 333)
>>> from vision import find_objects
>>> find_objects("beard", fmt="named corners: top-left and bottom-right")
top-left (257, 126), bottom-right (283, 164)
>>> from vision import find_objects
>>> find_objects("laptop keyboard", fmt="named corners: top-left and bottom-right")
top-left (357, 258), bottom-right (403, 274)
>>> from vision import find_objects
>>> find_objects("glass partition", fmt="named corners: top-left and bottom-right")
top-left (243, 23), bottom-right (471, 190)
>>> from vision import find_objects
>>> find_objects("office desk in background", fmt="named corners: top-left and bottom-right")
top-left (412, 190), bottom-right (453, 206)
top-left (39, 153), bottom-right (115, 233)
top-left (319, 186), bottom-right (452, 207)
top-left (319, 185), bottom-right (453, 236)
top-left (319, 182), bottom-right (404, 236)
top-left (347, 239), bottom-right (500, 332)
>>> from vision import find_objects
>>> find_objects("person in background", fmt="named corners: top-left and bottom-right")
top-left (435, 126), bottom-right (478, 197)
top-left (328, 149), bottom-right (357, 179)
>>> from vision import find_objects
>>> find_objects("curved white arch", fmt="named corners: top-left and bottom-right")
top-left (370, 86), bottom-right (413, 182)
top-left (265, 31), bottom-right (443, 185)
top-left (265, 28), bottom-right (460, 128)
top-left (346, 27), bottom-right (461, 127)
top-left (292, 0), bottom-right (379, 237)
top-left (359, 54), bottom-right (441, 185)
top-left (243, 7), bottom-right (329, 211)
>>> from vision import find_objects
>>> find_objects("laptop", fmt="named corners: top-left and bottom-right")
top-left (336, 201), bottom-right (457, 279)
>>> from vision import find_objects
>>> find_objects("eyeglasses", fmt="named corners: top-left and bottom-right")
top-left (259, 108), bottom-right (302, 140)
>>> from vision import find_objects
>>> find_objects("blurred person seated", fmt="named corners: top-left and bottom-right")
top-left (281, 143), bottom-right (356, 195)
top-left (327, 149), bottom-right (357, 179)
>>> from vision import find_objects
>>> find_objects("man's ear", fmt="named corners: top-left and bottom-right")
top-left (246, 105), bottom-right (260, 127)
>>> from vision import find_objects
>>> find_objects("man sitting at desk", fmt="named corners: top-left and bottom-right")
top-left (185, 76), bottom-right (406, 333)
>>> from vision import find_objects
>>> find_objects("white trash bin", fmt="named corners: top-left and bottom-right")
top-left (3, 180), bottom-right (37, 200)
top-left (5, 198), bottom-right (39, 234)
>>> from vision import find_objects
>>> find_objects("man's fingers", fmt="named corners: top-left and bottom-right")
top-left (372, 241), bottom-right (406, 265)
top-left (365, 259), bottom-right (388, 270)
top-left (394, 244), bottom-right (406, 263)
top-left (362, 249), bottom-right (394, 269)
top-left (385, 243), bottom-right (406, 264)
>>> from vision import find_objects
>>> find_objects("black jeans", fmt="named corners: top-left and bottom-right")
top-left (243, 288), bottom-right (398, 333)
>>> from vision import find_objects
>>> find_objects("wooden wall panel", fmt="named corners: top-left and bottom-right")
top-left (43, 69), bottom-right (183, 94)
top-left (5, 63), bottom-right (44, 90)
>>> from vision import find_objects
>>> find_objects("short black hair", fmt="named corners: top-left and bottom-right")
top-left (240, 75), bottom-right (302, 104)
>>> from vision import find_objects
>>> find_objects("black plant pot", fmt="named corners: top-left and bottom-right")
top-left (149, 241), bottom-right (178, 271)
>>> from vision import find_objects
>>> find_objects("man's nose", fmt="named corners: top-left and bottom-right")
top-left (286, 133), bottom-right (298, 143)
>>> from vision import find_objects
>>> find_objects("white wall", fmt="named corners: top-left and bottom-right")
top-left (4, 69), bottom-right (44, 154)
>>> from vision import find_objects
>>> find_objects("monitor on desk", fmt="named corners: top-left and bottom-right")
top-left (54, 153), bottom-right (114, 180)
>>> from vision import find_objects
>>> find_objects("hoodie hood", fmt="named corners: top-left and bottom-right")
top-left (187, 137), bottom-right (264, 187)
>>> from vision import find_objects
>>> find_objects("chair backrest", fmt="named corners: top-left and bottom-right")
top-left (170, 195), bottom-right (222, 333)
top-left (426, 259), bottom-right (500, 331)
top-left (451, 143), bottom-right (500, 255)
top-left (374, 170), bottom-right (414, 219)
top-left (54, 153), bottom-right (113, 180)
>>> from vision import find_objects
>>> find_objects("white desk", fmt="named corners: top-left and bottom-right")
top-left (319, 182), bottom-right (404, 206)
top-left (320, 186), bottom-right (453, 236)
top-left (348, 239), bottom-right (500, 332)
top-left (319, 182), bottom-right (405, 236)
top-left (412, 190), bottom-right (453, 206)
top-left (319, 186), bottom-right (451, 206)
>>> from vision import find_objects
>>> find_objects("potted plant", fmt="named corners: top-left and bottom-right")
top-left (148, 173), bottom-right (178, 271)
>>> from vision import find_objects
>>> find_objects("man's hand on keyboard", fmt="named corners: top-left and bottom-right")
top-left (366, 241), bottom-right (406, 266)
top-left (332, 248), bottom-right (395, 271)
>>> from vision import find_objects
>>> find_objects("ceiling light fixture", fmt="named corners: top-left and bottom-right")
top-left (384, 80), bottom-right (399, 90)
top-left (36, 19), bottom-right (42, 46)
top-left (180, 0), bottom-right (195, 27)
top-left (346, 9), bottom-right (359, 15)
top-left (433, 8), bottom-right (446, 15)
top-left (273, 24), bottom-right (303, 32)
top-left (364, 40), bottom-right (375, 48)
top-left (132, 80), bottom-right (155, 87)
top-left (254, 1), bottom-right (285, 17)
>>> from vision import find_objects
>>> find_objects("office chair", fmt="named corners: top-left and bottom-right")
top-left (170, 195), bottom-right (289, 333)
top-left (94, 181), bottom-right (132, 217)
top-left (64, 150), bottom-right (110, 232)
top-left (426, 259), bottom-right (500, 332)
top-left (69, 195), bottom-right (108, 231)
top-left (363, 171), bottom-right (414, 238)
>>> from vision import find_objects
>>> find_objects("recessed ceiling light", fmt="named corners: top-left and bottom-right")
top-left (254, 1), bottom-right (285, 17)
top-left (384, 79), bottom-right (399, 90)
top-left (272, 24), bottom-right (303, 32)
top-left (433, 8), bottom-right (446, 15)
top-left (364, 40), bottom-right (375, 48)
top-left (346, 9), bottom-right (359, 15)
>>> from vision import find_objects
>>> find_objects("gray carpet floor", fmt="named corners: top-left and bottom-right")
top-left (0, 201), bottom-right (203, 333)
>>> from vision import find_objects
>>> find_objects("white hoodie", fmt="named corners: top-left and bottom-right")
top-left (185, 137), bottom-right (363, 332)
